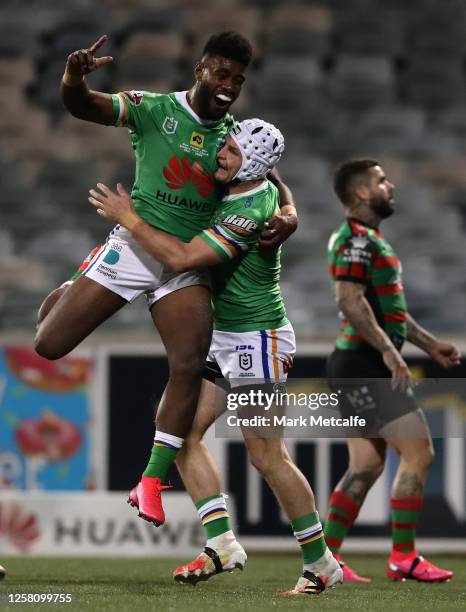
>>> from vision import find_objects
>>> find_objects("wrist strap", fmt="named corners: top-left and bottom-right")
top-left (121, 212), bottom-right (142, 232)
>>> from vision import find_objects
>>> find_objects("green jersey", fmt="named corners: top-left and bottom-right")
top-left (200, 181), bottom-right (288, 333)
top-left (328, 218), bottom-right (408, 351)
top-left (112, 90), bottom-right (235, 242)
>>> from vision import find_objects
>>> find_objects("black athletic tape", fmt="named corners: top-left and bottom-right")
top-left (301, 570), bottom-right (326, 594)
top-left (203, 546), bottom-right (224, 574)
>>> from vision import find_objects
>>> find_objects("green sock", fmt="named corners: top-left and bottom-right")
top-left (195, 494), bottom-right (232, 540)
top-left (291, 511), bottom-right (326, 564)
top-left (143, 431), bottom-right (183, 481)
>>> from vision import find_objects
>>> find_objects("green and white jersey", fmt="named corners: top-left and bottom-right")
top-left (111, 90), bottom-right (235, 242)
top-left (200, 181), bottom-right (288, 333)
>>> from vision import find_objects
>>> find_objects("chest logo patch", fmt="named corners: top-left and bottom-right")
top-left (162, 116), bottom-right (178, 135)
top-left (190, 131), bottom-right (205, 148)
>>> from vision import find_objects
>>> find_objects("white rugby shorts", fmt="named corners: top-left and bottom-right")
top-left (83, 225), bottom-right (210, 306)
top-left (207, 322), bottom-right (295, 387)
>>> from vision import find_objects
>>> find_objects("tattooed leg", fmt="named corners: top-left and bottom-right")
top-left (384, 408), bottom-right (435, 496)
top-left (337, 437), bottom-right (387, 502)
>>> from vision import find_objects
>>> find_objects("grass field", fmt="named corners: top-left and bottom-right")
top-left (0, 555), bottom-right (465, 611)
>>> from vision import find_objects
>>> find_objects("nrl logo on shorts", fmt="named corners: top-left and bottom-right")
top-left (239, 353), bottom-right (253, 371)
top-left (162, 116), bottom-right (178, 135)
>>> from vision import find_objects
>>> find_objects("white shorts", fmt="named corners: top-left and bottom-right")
top-left (207, 322), bottom-right (295, 387)
top-left (84, 225), bottom-right (210, 307)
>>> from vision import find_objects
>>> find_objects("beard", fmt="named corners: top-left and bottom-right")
top-left (370, 194), bottom-right (395, 219)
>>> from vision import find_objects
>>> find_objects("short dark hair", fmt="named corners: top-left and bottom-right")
top-left (202, 31), bottom-right (253, 67)
top-left (333, 159), bottom-right (380, 205)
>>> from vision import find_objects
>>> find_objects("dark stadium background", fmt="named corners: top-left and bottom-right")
top-left (1, 0), bottom-right (466, 561)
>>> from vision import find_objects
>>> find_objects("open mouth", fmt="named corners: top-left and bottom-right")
top-left (214, 93), bottom-right (233, 107)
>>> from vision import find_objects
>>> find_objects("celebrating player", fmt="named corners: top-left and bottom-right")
top-left (324, 159), bottom-right (460, 582)
top-left (35, 33), bottom-right (297, 513)
top-left (88, 118), bottom-right (343, 596)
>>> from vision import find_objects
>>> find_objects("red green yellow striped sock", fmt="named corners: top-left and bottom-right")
top-left (323, 491), bottom-right (360, 555)
top-left (390, 497), bottom-right (423, 560)
top-left (195, 494), bottom-right (232, 540)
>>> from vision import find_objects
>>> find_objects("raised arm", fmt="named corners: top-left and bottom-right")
top-left (259, 168), bottom-right (298, 248)
top-left (60, 35), bottom-right (115, 125)
top-left (335, 280), bottom-right (412, 389)
top-left (406, 313), bottom-right (461, 368)
top-left (88, 183), bottom-right (221, 272)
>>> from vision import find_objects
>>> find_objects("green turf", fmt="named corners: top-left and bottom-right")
top-left (0, 555), bottom-right (465, 611)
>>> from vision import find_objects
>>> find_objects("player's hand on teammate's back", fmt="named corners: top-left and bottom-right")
top-left (89, 183), bottom-right (140, 230)
top-left (382, 348), bottom-right (413, 392)
top-left (428, 341), bottom-right (461, 368)
top-left (258, 214), bottom-right (298, 249)
top-left (66, 35), bottom-right (113, 76)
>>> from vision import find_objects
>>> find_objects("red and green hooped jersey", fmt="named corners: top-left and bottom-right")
top-left (327, 218), bottom-right (408, 351)
top-left (111, 90), bottom-right (235, 242)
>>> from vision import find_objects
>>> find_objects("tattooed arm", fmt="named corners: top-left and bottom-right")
top-left (406, 313), bottom-right (461, 368)
top-left (336, 281), bottom-right (412, 388)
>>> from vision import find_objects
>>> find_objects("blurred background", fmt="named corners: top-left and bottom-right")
top-left (1, 0), bottom-right (466, 559)
top-left (1, 0), bottom-right (466, 337)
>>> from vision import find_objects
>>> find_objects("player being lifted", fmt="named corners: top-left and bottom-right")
top-left (35, 33), bottom-right (297, 514)
top-left (324, 159), bottom-right (460, 583)
top-left (88, 118), bottom-right (343, 596)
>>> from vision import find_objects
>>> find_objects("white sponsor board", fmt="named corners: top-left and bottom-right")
top-left (0, 492), bottom-right (216, 557)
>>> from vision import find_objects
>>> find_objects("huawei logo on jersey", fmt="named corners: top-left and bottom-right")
top-left (163, 156), bottom-right (214, 198)
top-left (0, 502), bottom-right (40, 552)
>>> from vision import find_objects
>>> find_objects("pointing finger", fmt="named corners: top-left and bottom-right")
top-left (89, 35), bottom-right (108, 53)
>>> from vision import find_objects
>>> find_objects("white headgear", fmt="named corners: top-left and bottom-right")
top-left (229, 118), bottom-right (285, 182)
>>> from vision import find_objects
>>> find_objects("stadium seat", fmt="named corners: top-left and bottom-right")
top-left (400, 58), bottom-right (465, 111)
top-left (333, 4), bottom-right (403, 55)
top-left (114, 56), bottom-right (178, 85)
top-left (116, 7), bottom-right (183, 42)
top-left (265, 4), bottom-right (332, 57)
top-left (405, 5), bottom-right (466, 57)
top-left (119, 31), bottom-right (184, 62)
top-left (253, 57), bottom-right (324, 117)
top-left (356, 107), bottom-right (437, 158)
top-left (328, 55), bottom-right (395, 112)
top-left (186, 5), bottom-right (261, 59)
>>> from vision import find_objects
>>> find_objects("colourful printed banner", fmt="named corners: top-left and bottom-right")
top-left (0, 347), bottom-right (94, 491)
